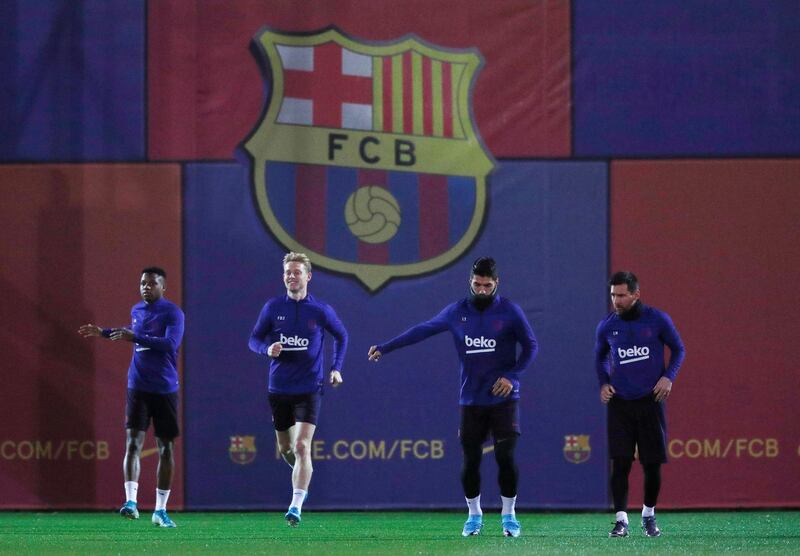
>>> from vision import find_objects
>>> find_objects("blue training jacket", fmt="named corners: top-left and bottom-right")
top-left (377, 295), bottom-right (538, 406)
top-left (104, 297), bottom-right (184, 394)
top-left (594, 303), bottom-right (686, 400)
top-left (249, 294), bottom-right (348, 395)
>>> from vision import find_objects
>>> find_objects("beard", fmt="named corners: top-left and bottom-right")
top-left (470, 287), bottom-right (497, 311)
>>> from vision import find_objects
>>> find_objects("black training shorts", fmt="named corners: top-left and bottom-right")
top-left (459, 399), bottom-right (520, 445)
top-left (268, 392), bottom-right (322, 432)
top-left (607, 395), bottom-right (667, 464)
top-left (126, 388), bottom-right (180, 439)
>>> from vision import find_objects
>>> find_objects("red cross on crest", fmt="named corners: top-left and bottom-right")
top-left (283, 42), bottom-right (372, 128)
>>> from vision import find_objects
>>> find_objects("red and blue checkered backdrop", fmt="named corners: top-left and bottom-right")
top-left (1, 0), bottom-right (798, 510)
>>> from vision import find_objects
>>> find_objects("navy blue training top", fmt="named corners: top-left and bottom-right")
top-left (104, 297), bottom-right (184, 394)
top-left (377, 295), bottom-right (538, 406)
top-left (594, 303), bottom-right (686, 400)
top-left (249, 294), bottom-right (348, 395)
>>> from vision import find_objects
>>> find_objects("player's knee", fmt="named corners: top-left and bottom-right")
top-left (125, 439), bottom-right (142, 456)
top-left (157, 440), bottom-right (174, 460)
top-left (611, 457), bottom-right (633, 477)
top-left (493, 436), bottom-right (517, 465)
top-left (461, 443), bottom-right (482, 467)
top-left (277, 437), bottom-right (292, 453)
top-left (293, 438), bottom-right (311, 458)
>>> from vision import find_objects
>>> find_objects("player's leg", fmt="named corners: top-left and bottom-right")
top-left (291, 421), bottom-right (316, 490)
top-left (459, 405), bottom-right (488, 537)
top-left (642, 463), bottom-right (661, 508)
top-left (607, 397), bottom-right (636, 537)
top-left (121, 428), bottom-right (145, 519)
top-left (494, 435), bottom-right (521, 537)
top-left (491, 400), bottom-right (522, 537)
top-left (637, 399), bottom-right (667, 537)
top-left (120, 389), bottom-right (147, 519)
top-left (276, 428), bottom-right (296, 468)
top-left (150, 437), bottom-right (177, 527)
top-left (151, 392), bottom-right (180, 528)
top-left (155, 437), bottom-right (175, 491)
top-left (270, 394), bottom-right (296, 468)
top-left (610, 457), bottom-right (633, 536)
top-left (284, 394), bottom-right (320, 527)
top-left (123, 429), bottom-right (145, 487)
top-left (284, 421), bottom-right (315, 526)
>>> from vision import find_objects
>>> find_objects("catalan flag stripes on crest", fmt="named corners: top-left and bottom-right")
top-left (276, 42), bottom-right (465, 137)
top-left (265, 161), bottom-right (476, 265)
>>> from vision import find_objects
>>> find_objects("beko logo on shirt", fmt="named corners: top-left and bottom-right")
top-left (465, 335), bottom-right (496, 354)
top-left (618, 345), bottom-right (650, 365)
top-left (280, 333), bottom-right (309, 351)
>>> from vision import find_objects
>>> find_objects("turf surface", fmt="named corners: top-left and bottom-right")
top-left (1, 511), bottom-right (799, 554)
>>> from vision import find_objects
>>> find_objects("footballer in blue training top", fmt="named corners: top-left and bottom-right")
top-left (78, 266), bottom-right (184, 528)
top-left (249, 252), bottom-right (348, 528)
top-left (368, 257), bottom-right (537, 538)
top-left (595, 271), bottom-right (685, 539)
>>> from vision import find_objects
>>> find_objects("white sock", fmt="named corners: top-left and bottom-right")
top-left (291, 489), bottom-right (307, 512)
top-left (616, 511), bottom-right (629, 524)
top-left (155, 489), bottom-right (171, 511)
top-left (501, 495), bottom-right (516, 516)
top-left (465, 495), bottom-right (482, 516)
top-left (642, 505), bottom-right (655, 518)
top-left (124, 481), bottom-right (138, 503)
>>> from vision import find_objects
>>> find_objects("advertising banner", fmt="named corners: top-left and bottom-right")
top-left (0, 164), bottom-right (183, 509)
top-left (183, 159), bottom-right (608, 509)
top-left (611, 159), bottom-right (800, 508)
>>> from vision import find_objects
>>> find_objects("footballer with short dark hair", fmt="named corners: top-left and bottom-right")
top-left (368, 256), bottom-right (538, 538)
top-left (78, 266), bottom-right (184, 528)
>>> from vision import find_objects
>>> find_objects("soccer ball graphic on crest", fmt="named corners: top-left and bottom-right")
top-left (344, 186), bottom-right (401, 244)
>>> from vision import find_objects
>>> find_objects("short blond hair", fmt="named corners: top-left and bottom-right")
top-left (283, 252), bottom-right (312, 273)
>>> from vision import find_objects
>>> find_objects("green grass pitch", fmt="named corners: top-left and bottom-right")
top-left (1, 511), bottom-right (799, 554)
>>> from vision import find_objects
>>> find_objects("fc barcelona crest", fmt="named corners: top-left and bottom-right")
top-left (244, 27), bottom-right (495, 290)
top-left (563, 434), bottom-right (591, 464)
top-left (229, 435), bottom-right (257, 465)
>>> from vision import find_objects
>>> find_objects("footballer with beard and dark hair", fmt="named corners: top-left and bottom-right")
top-left (596, 271), bottom-right (685, 538)
top-left (368, 257), bottom-right (537, 538)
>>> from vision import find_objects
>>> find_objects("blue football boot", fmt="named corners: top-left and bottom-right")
top-left (152, 509), bottom-right (177, 528)
top-left (285, 506), bottom-right (302, 527)
top-left (461, 514), bottom-right (483, 537)
top-left (502, 514), bottom-right (521, 537)
top-left (119, 500), bottom-right (139, 520)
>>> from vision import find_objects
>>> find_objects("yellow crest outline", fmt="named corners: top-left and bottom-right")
top-left (245, 27), bottom-right (495, 291)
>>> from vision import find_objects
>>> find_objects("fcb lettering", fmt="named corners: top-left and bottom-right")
top-left (328, 133), bottom-right (416, 166)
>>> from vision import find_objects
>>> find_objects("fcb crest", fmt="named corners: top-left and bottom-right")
top-left (244, 27), bottom-right (495, 291)
top-left (563, 434), bottom-right (591, 464)
top-left (229, 435), bottom-right (257, 465)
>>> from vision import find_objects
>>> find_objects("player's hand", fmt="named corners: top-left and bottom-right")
top-left (652, 377), bottom-right (672, 402)
top-left (491, 377), bottom-right (514, 397)
top-left (110, 328), bottom-right (134, 342)
top-left (600, 384), bottom-right (615, 403)
top-left (78, 324), bottom-right (103, 338)
top-left (367, 346), bottom-right (382, 362)
top-left (267, 342), bottom-right (282, 358)
top-left (329, 370), bottom-right (343, 387)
